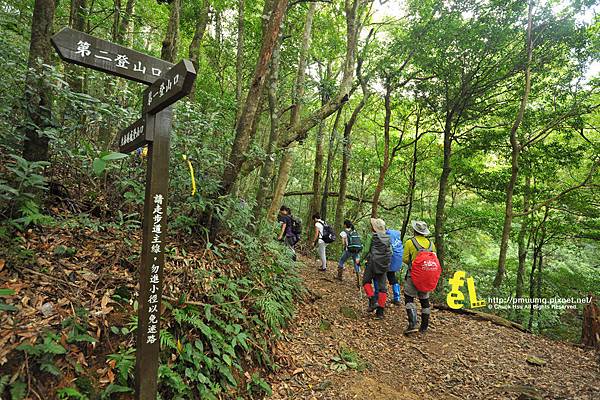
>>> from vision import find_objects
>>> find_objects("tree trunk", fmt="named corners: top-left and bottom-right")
top-left (254, 32), bottom-right (283, 217)
top-left (371, 84), bottom-right (392, 218)
top-left (22, 0), bottom-right (56, 162)
top-left (112, 0), bottom-right (121, 42)
top-left (67, 0), bottom-right (88, 92)
top-left (221, 0), bottom-right (288, 196)
top-left (267, 149), bottom-right (294, 221)
top-left (115, 0), bottom-right (135, 44)
top-left (320, 109), bottom-right (341, 220)
top-left (161, 0), bottom-right (181, 63)
top-left (188, 0), bottom-right (210, 99)
top-left (307, 119), bottom-right (325, 240)
top-left (235, 0), bottom-right (245, 121)
top-left (401, 111), bottom-right (420, 240)
top-left (494, 0), bottom-right (533, 288)
top-left (434, 115), bottom-right (453, 270)
top-left (334, 94), bottom-right (366, 233)
top-left (278, 0), bottom-right (362, 149)
top-left (69, 0), bottom-right (87, 31)
top-left (515, 173), bottom-right (531, 299)
top-left (527, 241), bottom-right (539, 331)
top-left (266, 3), bottom-right (316, 221)
top-left (581, 295), bottom-right (600, 350)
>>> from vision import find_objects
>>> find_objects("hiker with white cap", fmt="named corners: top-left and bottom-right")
top-left (360, 218), bottom-right (392, 319)
top-left (402, 220), bottom-right (441, 334)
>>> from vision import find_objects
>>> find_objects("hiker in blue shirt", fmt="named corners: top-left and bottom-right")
top-left (373, 228), bottom-right (404, 305)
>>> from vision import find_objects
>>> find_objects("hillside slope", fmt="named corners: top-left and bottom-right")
top-left (268, 256), bottom-right (599, 400)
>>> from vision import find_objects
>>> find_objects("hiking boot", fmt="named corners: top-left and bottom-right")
top-left (392, 300), bottom-right (401, 306)
top-left (404, 308), bottom-right (418, 334)
top-left (336, 267), bottom-right (343, 281)
top-left (375, 307), bottom-right (384, 319)
top-left (367, 297), bottom-right (377, 312)
top-left (419, 313), bottom-right (430, 333)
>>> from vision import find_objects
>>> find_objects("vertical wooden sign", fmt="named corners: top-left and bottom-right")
top-left (134, 110), bottom-right (171, 400)
top-left (51, 28), bottom-right (196, 400)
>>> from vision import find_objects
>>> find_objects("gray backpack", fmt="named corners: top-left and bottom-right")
top-left (369, 233), bottom-right (392, 274)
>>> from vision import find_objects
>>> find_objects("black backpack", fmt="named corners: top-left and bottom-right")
top-left (320, 220), bottom-right (337, 243)
top-left (369, 233), bottom-right (391, 274)
top-left (290, 215), bottom-right (302, 235)
top-left (346, 230), bottom-right (363, 253)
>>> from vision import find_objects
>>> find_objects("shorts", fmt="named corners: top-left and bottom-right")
top-left (403, 273), bottom-right (430, 299)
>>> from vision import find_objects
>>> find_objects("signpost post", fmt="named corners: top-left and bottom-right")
top-left (51, 28), bottom-right (196, 400)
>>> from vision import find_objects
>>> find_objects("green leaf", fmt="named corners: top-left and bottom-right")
top-left (92, 158), bottom-right (106, 175)
top-left (56, 387), bottom-right (87, 400)
top-left (43, 339), bottom-right (67, 354)
top-left (102, 152), bottom-right (128, 161)
top-left (41, 361), bottom-right (62, 376)
top-left (101, 384), bottom-right (133, 399)
top-left (0, 288), bottom-right (14, 296)
top-left (0, 302), bottom-right (17, 311)
top-left (10, 380), bottom-right (26, 400)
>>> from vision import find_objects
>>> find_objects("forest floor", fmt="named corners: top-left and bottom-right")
top-left (267, 255), bottom-right (600, 400)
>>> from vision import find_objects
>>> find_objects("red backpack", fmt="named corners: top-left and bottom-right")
top-left (410, 238), bottom-right (441, 292)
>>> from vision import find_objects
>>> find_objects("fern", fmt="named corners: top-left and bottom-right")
top-left (160, 329), bottom-right (177, 350)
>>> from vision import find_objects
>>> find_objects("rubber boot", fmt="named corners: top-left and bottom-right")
top-left (404, 306), bottom-right (418, 334)
top-left (367, 296), bottom-right (377, 312)
top-left (419, 312), bottom-right (430, 333)
top-left (375, 306), bottom-right (384, 319)
top-left (392, 283), bottom-right (401, 305)
top-left (336, 267), bottom-right (343, 281)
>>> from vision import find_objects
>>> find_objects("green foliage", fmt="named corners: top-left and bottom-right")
top-left (92, 151), bottom-right (128, 176)
top-left (329, 345), bottom-right (365, 372)
top-left (107, 348), bottom-right (136, 385)
top-left (61, 308), bottom-right (97, 344)
top-left (56, 387), bottom-right (87, 400)
top-left (16, 332), bottom-right (66, 377)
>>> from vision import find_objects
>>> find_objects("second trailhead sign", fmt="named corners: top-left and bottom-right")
top-left (51, 27), bottom-right (197, 400)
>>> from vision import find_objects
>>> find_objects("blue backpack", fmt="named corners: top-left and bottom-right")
top-left (387, 229), bottom-right (404, 272)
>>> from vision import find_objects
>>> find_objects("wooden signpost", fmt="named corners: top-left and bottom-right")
top-left (51, 28), bottom-right (196, 400)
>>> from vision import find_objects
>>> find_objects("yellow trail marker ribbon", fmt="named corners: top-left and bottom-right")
top-left (182, 154), bottom-right (197, 196)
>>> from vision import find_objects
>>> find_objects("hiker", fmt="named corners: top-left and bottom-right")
top-left (361, 218), bottom-right (392, 319)
top-left (277, 206), bottom-right (298, 261)
top-left (337, 220), bottom-right (362, 286)
top-left (374, 227), bottom-right (404, 305)
top-left (402, 220), bottom-right (441, 334)
top-left (312, 213), bottom-right (336, 271)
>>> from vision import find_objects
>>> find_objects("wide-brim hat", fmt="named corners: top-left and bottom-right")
top-left (411, 220), bottom-right (430, 235)
top-left (370, 218), bottom-right (386, 234)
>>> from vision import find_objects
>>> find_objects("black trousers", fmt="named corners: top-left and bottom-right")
top-left (362, 262), bottom-right (387, 293)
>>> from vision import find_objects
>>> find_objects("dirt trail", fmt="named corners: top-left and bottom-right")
top-left (268, 256), bottom-right (600, 400)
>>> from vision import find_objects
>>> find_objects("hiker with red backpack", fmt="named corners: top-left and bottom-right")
top-left (361, 218), bottom-right (392, 319)
top-left (403, 221), bottom-right (441, 334)
top-left (312, 213), bottom-right (336, 271)
top-left (337, 219), bottom-right (362, 285)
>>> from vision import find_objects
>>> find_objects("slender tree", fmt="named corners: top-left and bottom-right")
top-left (161, 0), bottom-right (181, 63)
top-left (22, 0), bottom-right (56, 162)
top-left (494, 0), bottom-right (534, 288)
